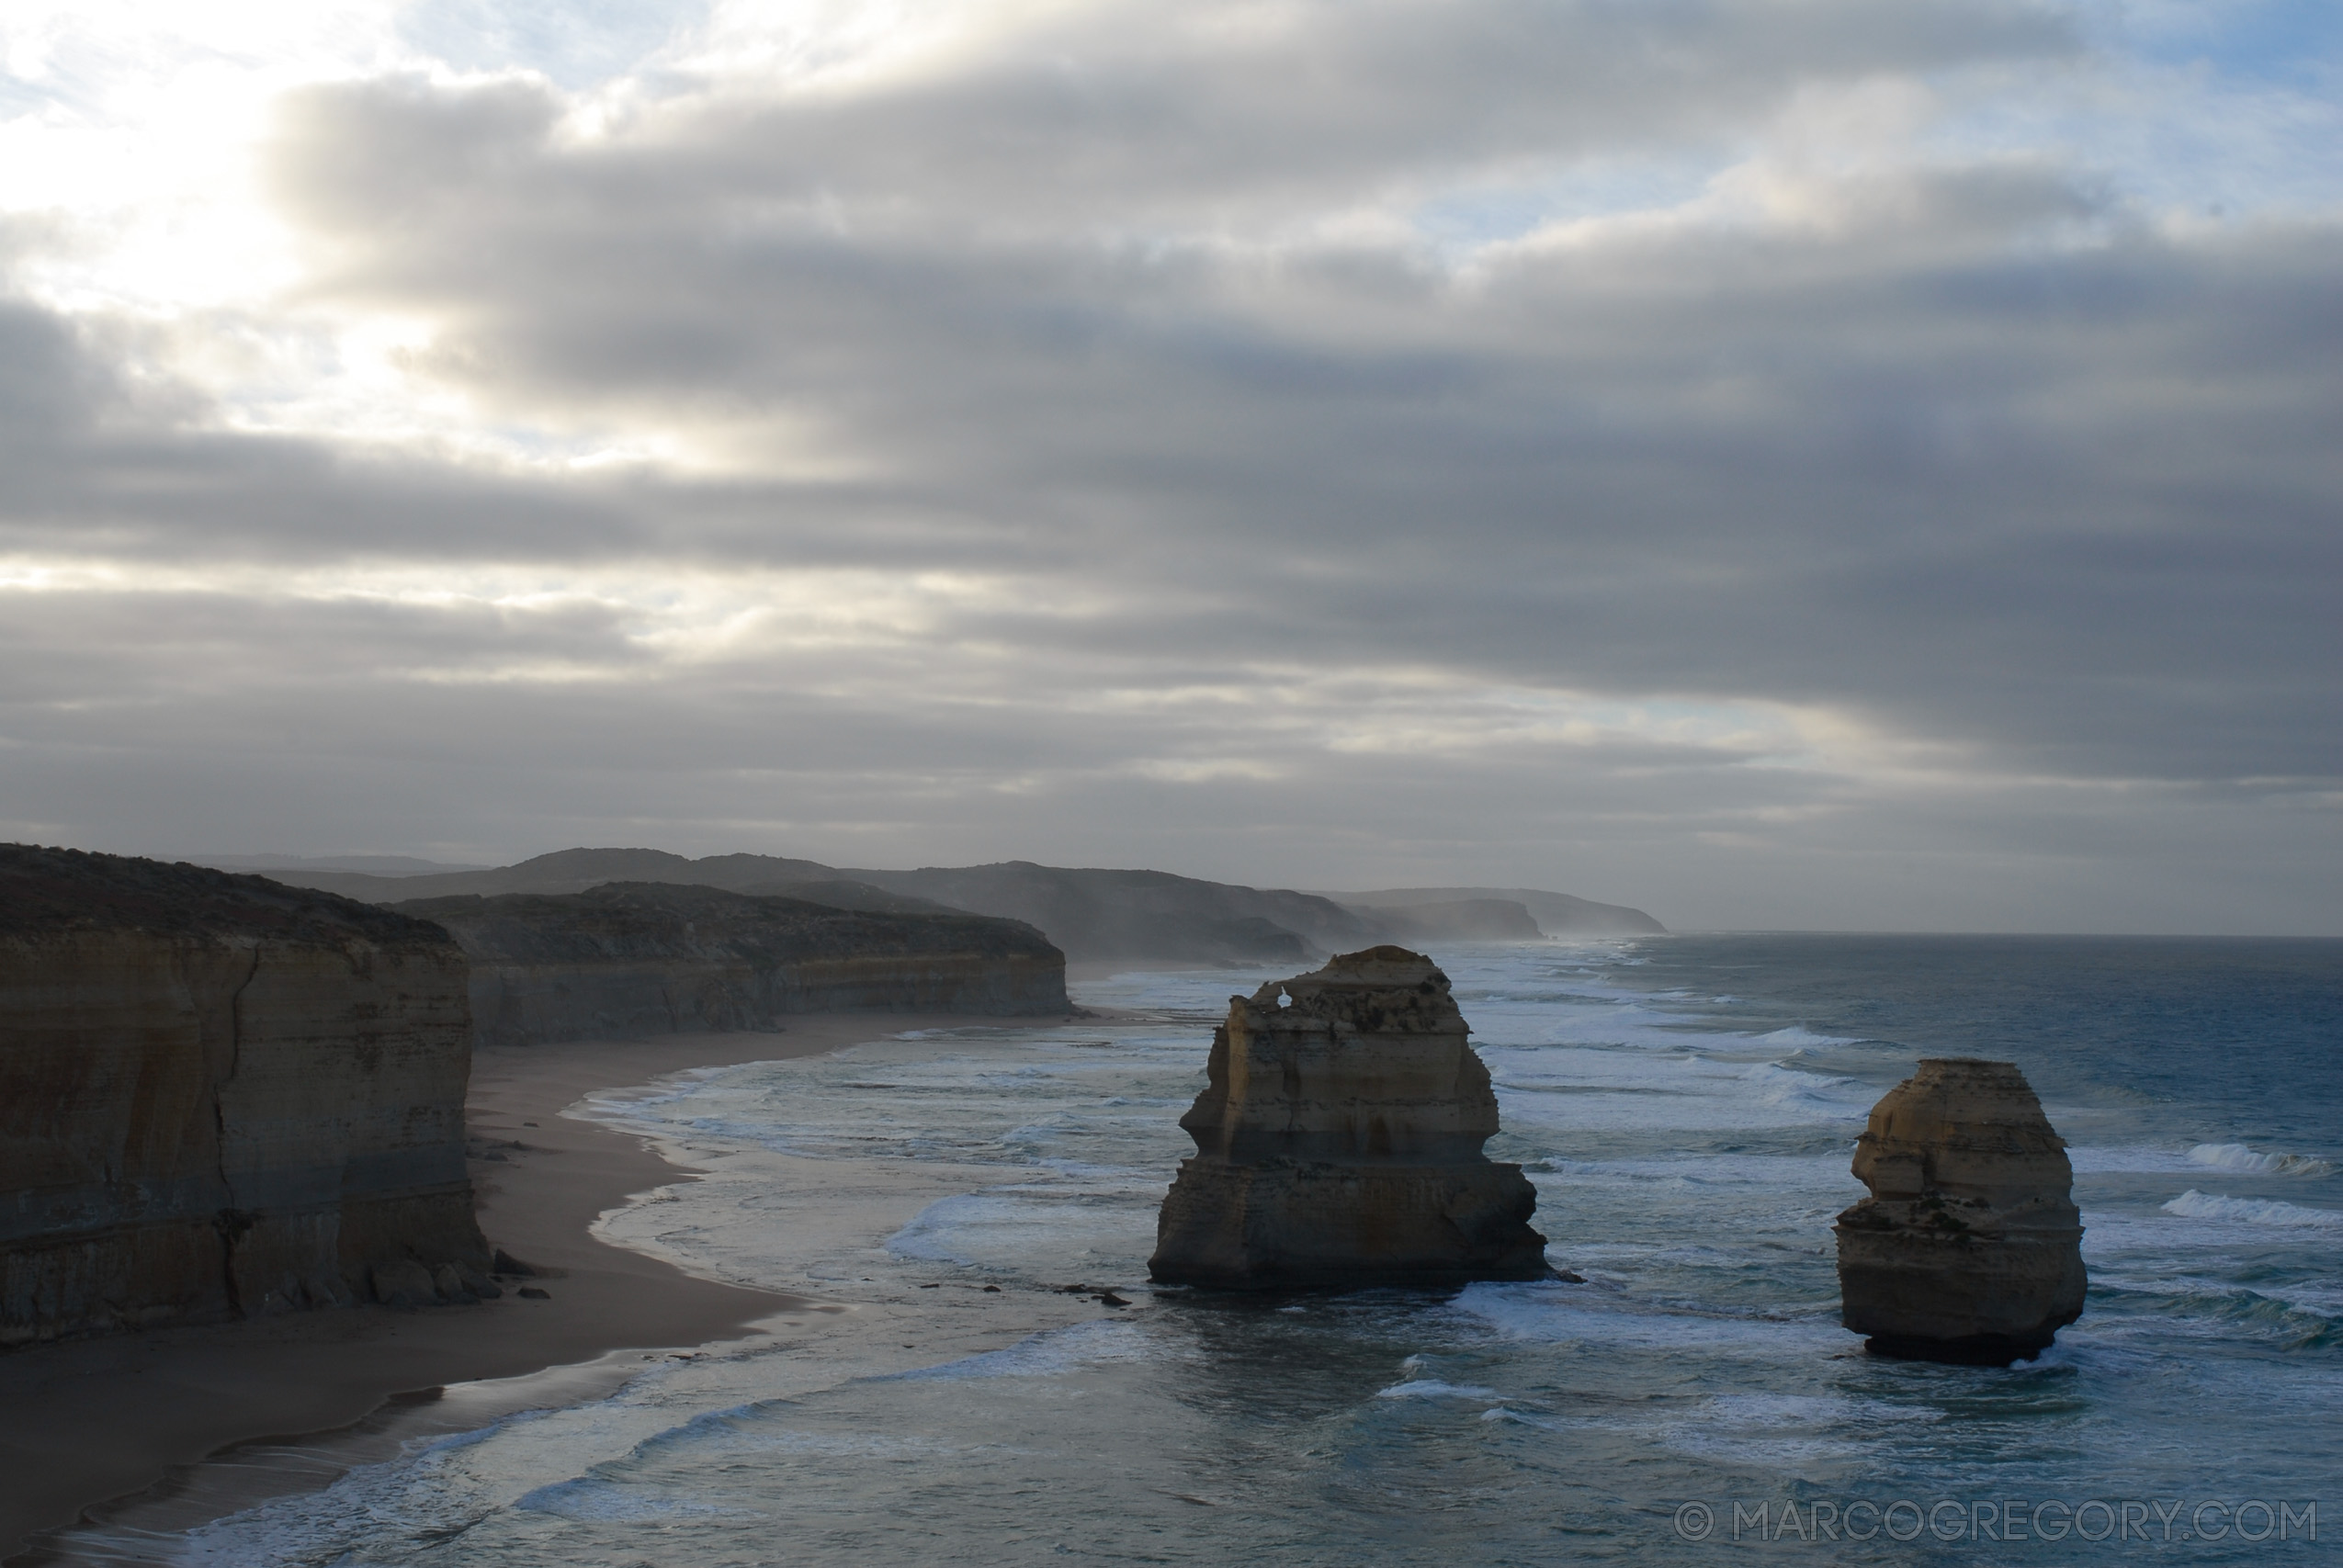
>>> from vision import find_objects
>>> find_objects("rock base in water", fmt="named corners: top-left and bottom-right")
top-left (1835, 1057), bottom-right (2087, 1365)
top-left (1149, 946), bottom-right (1545, 1290)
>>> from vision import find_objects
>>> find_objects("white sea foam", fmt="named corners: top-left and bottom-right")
top-left (1738, 1061), bottom-right (1866, 1117)
top-left (2187, 1143), bottom-right (2335, 1178)
top-left (514, 1477), bottom-right (731, 1521)
top-left (2161, 1190), bottom-right (2343, 1229)
top-left (1450, 1282), bottom-right (1843, 1356)
top-left (2066, 1145), bottom-right (2204, 1174)
top-left (884, 1319), bottom-right (1159, 1382)
top-left (1753, 1026), bottom-right (1861, 1048)
top-left (1376, 1380), bottom-right (1501, 1401)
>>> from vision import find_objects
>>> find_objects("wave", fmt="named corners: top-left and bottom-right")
top-left (882, 1319), bottom-right (1159, 1382)
top-left (2187, 1144), bottom-right (2335, 1179)
top-left (1752, 1026), bottom-right (1861, 1048)
top-left (1739, 1061), bottom-right (1865, 1116)
top-left (514, 1477), bottom-right (731, 1522)
top-left (2160, 1190), bottom-right (2343, 1230)
top-left (1375, 1380), bottom-right (1500, 1401)
top-left (2066, 1145), bottom-right (2202, 1175)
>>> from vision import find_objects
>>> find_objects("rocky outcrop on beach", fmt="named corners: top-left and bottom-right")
top-left (1149, 946), bottom-right (1546, 1289)
top-left (399, 882), bottom-right (1070, 1046)
top-left (1834, 1058), bottom-right (2087, 1364)
top-left (0, 846), bottom-right (490, 1346)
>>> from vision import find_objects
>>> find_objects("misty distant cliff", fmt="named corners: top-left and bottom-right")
top-left (397, 882), bottom-right (1069, 1045)
top-left (1331, 886), bottom-right (1667, 936)
top-left (212, 847), bottom-right (1664, 964)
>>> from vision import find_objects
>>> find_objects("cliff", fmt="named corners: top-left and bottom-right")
top-left (831, 863), bottom-right (1377, 964)
top-left (1149, 946), bottom-right (1547, 1289)
top-left (1330, 886), bottom-right (1667, 935)
top-left (198, 848), bottom-right (836, 906)
top-left (1835, 1058), bottom-right (2087, 1364)
top-left (396, 883), bottom-right (1070, 1046)
top-left (1, 846), bottom-right (489, 1347)
top-left (1352, 897), bottom-right (1544, 942)
top-left (205, 849), bottom-right (1668, 962)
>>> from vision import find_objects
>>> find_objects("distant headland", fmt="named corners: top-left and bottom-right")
top-left (183, 848), bottom-right (1666, 965)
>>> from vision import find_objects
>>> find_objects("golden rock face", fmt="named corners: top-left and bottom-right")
top-left (1835, 1057), bottom-right (2087, 1364)
top-left (1149, 946), bottom-right (1547, 1290)
top-left (0, 847), bottom-right (489, 1345)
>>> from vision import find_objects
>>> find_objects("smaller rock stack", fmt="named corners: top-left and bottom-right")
top-left (1149, 946), bottom-right (1546, 1289)
top-left (1835, 1058), bottom-right (2086, 1364)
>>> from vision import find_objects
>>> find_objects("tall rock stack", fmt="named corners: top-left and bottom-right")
top-left (1149, 946), bottom-right (1546, 1289)
top-left (1835, 1058), bottom-right (2087, 1364)
top-left (1, 846), bottom-right (491, 1345)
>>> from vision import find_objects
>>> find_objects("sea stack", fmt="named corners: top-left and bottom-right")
top-left (1835, 1058), bottom-right (2087, 1364)
top-left (1149, 946), bottom-right (1545, 1289)
top-left (0, 845), bottom-right (491, 1344)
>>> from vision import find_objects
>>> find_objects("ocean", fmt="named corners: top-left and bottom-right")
top-left (46, 936), bottom-right (2343, 1564)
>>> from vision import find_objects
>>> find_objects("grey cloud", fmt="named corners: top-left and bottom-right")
top-left (3, 2), bottom-right (2337, 930)
top-left (261, 125), bottom-right (2343, 785)
top-left (0, 296), bottom-right (648, 563)
top-left (278, 1), bottom-right (2075, 234)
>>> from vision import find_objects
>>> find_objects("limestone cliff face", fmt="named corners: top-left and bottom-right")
top-left (398, 883), bottom-right (1070, 1047)
top-left (1835, 1058), bottom-right (2087, 1364)
top-left (1149, 946), bottom-right (1545, 1289)
top-left (1, 846), bottom-right (488, 1347)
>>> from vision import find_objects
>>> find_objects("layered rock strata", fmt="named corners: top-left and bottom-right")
top-left (1150, 946), bottom-right (1545, 1289)
top-left (1, 846), bottom-right (489, 1346)
top-left (398, 882), bottom-right (1069, 1047)
top-left (1835, 1058), bottom-right (2087, 1364)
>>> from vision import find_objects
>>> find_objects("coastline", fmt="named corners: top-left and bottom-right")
top-left (0, 1010), bottom-right (1061, 1562)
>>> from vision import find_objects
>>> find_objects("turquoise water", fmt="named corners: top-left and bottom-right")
top-left (59, 937), bottom-right (2343, 1563)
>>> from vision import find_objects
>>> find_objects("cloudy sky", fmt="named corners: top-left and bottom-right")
top-left (2, 0), bottom-right (2337, 932)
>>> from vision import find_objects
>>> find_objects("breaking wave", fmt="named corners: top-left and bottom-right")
top-left (2161, 1190), bottom-right (2343, 1229)
top-left (2187, 1144), bottom-right (2335, 1178)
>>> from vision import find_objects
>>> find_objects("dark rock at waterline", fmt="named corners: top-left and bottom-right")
top-left (1149, 947), bottom-right (1546, 1290)
top-left (1835, 1058), bottom-right (2087, 1365)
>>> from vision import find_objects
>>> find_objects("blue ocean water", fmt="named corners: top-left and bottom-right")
top-left (62, 936), bottom-right (2343, 1564)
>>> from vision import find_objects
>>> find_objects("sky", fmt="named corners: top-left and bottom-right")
top-left (1, 0), bottom-right (2337, 933)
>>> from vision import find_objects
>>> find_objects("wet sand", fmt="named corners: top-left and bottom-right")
top-left (0, 1011), bottom-right (1053, 1561)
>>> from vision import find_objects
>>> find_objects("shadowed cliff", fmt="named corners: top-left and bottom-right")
top-left (212, 848), bottom-right (1664, 964)
top-left (0, 845), bottom-right (489, 1346)
top-left (396, 883), bottom-right (1070, 1045)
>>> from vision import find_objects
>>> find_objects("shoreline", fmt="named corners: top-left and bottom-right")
top-left (0, 1010), bottom-right (1070, 1562)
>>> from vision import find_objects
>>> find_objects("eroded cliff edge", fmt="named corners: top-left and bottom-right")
top-left (1150, 945), bottom-right (1546, 1289)
top-left (1, 846), bottom-right (488, 1346)
top-left (397, 882), bottom-right (1070, 1047)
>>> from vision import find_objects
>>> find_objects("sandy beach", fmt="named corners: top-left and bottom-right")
top-left (0, 1011), bottom-right (1053, 1562)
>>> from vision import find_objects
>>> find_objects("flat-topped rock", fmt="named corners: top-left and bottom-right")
top-left (1835, 1057), bottom-right (2087, 1364)
top-left (1149, 946), bottom-right (1546, 1289)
